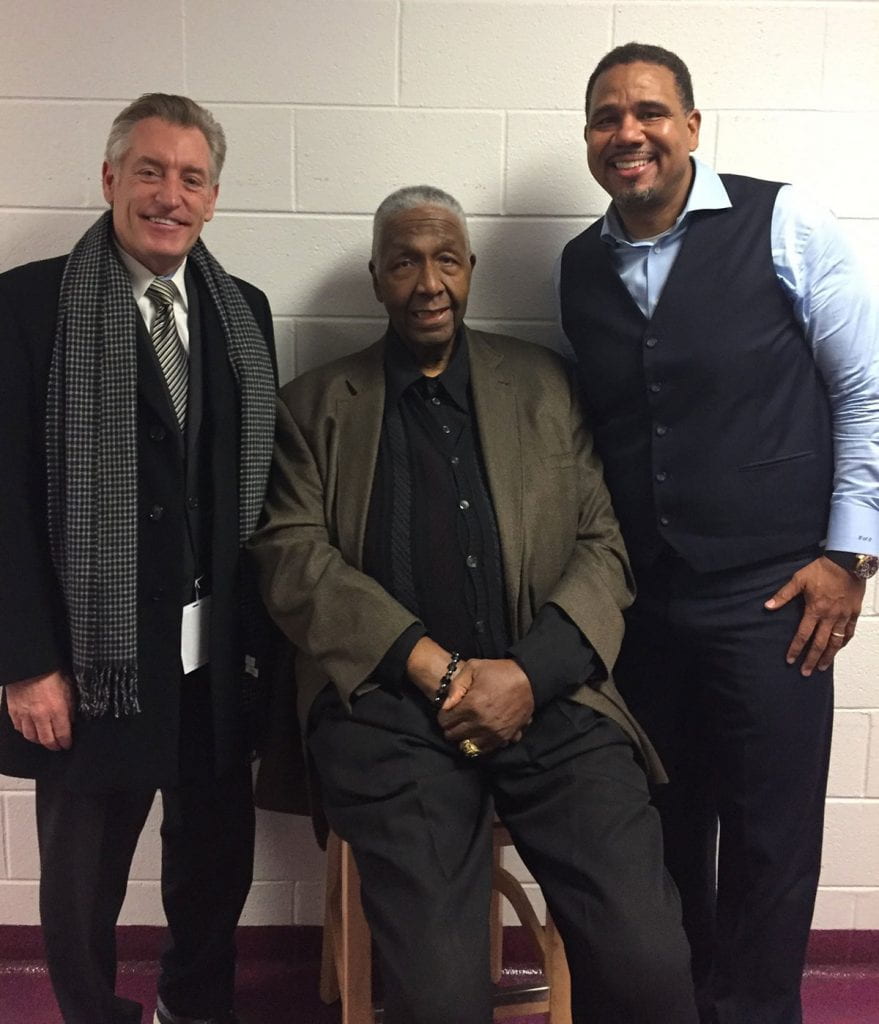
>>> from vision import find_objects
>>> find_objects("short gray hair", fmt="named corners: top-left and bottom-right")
top-left (105, 93), bottom-right (227, 185)
top-left (372, 185), bottom-right (469, 258)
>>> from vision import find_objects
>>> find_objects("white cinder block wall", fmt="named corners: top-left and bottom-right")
top-left (1, 0), bottom-right (878, 931)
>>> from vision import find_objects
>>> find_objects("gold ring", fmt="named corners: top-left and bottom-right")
top-left (459, 738), bottom-right (482, 758)
top-left (831, 631), bottom-right (846, 639)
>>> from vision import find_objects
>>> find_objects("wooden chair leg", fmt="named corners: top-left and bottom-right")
top-left (321, 833), bottom-right (374, 1024)
top-left (490, 837), bottom-right (503, 983)
top-left (545, 914), bottom-right (572, 1024)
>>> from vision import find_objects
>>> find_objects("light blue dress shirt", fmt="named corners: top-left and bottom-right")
top-left (574, 158), bottom-right (879, 554)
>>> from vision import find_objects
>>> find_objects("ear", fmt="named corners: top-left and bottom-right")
top-left (203, 183), bottom-right (220, 223)
top-left (101, 160), bottom-right (116, 205)
top-left (583, 122), bottom-right (589, 144)
top-left (369, 259), bottom-right (383, 303)
top-left (687, 108), bottom-right (702, 152)
top-left (469, 253), bottom-right (476, 270)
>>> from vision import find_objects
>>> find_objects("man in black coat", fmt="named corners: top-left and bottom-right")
top-left (0, 94), bottom-right (277, 1024)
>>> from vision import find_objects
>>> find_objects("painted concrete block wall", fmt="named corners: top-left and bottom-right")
top-left (1, 0), bottom-right (877, 930)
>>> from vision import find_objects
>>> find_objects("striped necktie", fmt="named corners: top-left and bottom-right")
top-left (146, 277), bottom-right (188, 430)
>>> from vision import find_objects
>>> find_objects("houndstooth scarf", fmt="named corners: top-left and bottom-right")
top-left (46, 211), bottom-right (276, 718)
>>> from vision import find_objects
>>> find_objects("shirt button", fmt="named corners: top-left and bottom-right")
top-left (649, 382), bottom-right (662, 393)
top-left (148, 504), bottom-right (164, 521)
top-left (466, 554), bottom-right (478, 568)
top-left (659, 515), bottom-right (670, 526)
top-left (458, 499), bottom-right (470, 511)
top-left (442, 425), bottom-right (451, 435)
top-left (645, 337), bottom-right (658, 348)
top-left (655, 471), bottom-right (668, 483)
top-left (655, 425), bottom-right (668, 437)
top-left (450, 456), bottom-right (460, 466)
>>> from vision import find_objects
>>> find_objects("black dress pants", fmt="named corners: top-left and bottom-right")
top-left (34, 669), bottom-right (255, 1024)
top-left (309, 683), bottom-right (698, 1024)
top-left (615, 549), bottom-right (834, 1024)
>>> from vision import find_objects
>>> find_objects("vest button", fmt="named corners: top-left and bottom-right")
top-left (655, 425), bottom-right (668, 437)
top-left (187, 497), bottom-right (199, 510)
top-left (659, 515), bottom-right (670, 526)
top-left (649, 382), bottom-right (662, 393)
top-left (655, 471), bottom-right (668, 483)
top-left (645, 337), bottom-right (658, 348)
top-left (148, 504), bottom-right (164, 521)
top-left (466, 554), bottom-right (478, 568)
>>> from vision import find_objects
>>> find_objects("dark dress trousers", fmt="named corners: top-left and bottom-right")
top-left (0, 254), bottom-right (276, 1024)
top-left (560, 175), bottom-right (835, 1024)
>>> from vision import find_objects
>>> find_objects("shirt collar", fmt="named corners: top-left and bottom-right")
top-left (116, 244), bottom-right (189, 311)
top-left (600, 158), bottom-right (732, 247)
top-left (384, 326), bottom-right (471, 411)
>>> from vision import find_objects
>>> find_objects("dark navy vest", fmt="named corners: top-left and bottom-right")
top-left (560, 174), bottom-right (833, 573)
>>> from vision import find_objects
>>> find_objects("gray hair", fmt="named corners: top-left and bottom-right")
top-left (372, 185), bottom-right (469, 258)
top-left (105, 93), bottom-right (227, 185)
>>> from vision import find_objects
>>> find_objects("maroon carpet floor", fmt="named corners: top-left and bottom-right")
top-left (1, 928), bottom-right (878, 1022)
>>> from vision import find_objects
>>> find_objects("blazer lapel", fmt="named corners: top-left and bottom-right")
top-left (335, 339), bottom-right (387, 568)
top-left (467, 328), bottom-right (524, 620)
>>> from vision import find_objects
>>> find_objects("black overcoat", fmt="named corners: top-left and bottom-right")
top-left (0, 253), bottom-right (276, 791)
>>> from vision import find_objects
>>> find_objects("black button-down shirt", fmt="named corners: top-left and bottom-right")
top-left (364, 329), bottom-right (599, 707)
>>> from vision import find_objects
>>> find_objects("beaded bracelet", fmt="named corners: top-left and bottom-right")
top-left (433, 651), bottom-right (461, 708)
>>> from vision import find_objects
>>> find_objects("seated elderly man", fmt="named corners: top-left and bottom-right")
top-left (250, 185), bottom-right (697, 1024)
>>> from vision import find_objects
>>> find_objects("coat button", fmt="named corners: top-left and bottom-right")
top-left (655, 471), bottom-right (668, 483)
top-left (148, 504), bottom-right (164, 521)
top-left (649, 382), bottom-right (662, 393)
top-left (645, 337), bottom-right (658, 348)
top-left (659, 515), bottom-right (670, 526)
top-left (149, 425), bottom-right (166, 442)
top-left (187, 496), bottom-right (199, 510)
top-left (655, 425), bottom-right (668, 437)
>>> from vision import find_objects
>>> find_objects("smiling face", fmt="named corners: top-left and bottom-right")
top-left (586, 61), bottom-right (700, 238)
top-left (369, 204), bottom-right (476, 374)
top-left (101, 116), bottom-right (219, 275)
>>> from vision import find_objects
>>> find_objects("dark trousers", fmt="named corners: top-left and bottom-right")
top-left (615, 549), bottom-right (834, 1024)
top-left (34, 670), bottom-right (255, 1024)
top-left (309, 684), bottom-right (698, 1024)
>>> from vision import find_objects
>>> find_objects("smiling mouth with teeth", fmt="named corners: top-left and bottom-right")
top-left (613, 158), bottom-right (652, 169)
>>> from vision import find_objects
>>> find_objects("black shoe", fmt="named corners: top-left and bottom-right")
top-left (154, 994), bottom-right (241, 1024)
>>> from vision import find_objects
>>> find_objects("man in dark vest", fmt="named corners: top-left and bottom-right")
top-left (0, 95), bottom-right (277, 1024)
top-left (559, 42), bottom-right (879, 1024)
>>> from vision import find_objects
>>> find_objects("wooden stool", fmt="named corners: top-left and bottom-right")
top-left (319, 823), bottom-right (571, 1023)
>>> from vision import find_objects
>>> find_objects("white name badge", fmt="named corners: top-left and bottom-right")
top-left (181, 594), bottom-right (212, 674)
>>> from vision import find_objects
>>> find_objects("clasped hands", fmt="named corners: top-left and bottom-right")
top-left (406, 637), bottom-right (534, 755)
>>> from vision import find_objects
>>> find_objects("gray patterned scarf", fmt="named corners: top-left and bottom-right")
top-left (46, 211), bottom-right (276, 718)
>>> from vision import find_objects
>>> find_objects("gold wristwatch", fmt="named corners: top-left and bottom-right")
top-left (823, 550), bottom-right (879, 580)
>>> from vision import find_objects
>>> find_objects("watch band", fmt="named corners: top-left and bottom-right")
top-left (823, 550), bottom-right (879, 580)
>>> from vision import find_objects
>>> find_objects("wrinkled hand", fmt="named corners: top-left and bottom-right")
top-left (764, 556), bottom-right (865, 676)
top-left (6, 670), bottom-right (75, 750)
top-left (438, 658), bottom-right (535, 753)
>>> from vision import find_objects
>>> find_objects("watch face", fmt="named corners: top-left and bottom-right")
top-left (854, 554), bottom-right (879, 580)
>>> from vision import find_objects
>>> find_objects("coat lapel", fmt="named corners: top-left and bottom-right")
top-left (467, 328), bottom-right (524, 621)
top-left (335, 339), bottom-right (387, 568)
